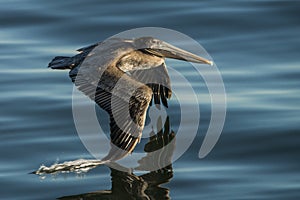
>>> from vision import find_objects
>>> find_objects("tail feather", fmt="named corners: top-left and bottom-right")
top-left (48, 56), bottom-right (73, 70)
top-left (48, 43), bottom-right (98, 70)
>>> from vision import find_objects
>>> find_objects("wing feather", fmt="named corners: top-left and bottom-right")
top-left (70, 66), bottom-right (152, 161)
top-left (130, 63), bottom-right (172, 108)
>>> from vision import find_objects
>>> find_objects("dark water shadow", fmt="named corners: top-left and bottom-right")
top-left (58, 116), bottom-right (175, 200)
top-left (58, 165), bottom-right (173, 200)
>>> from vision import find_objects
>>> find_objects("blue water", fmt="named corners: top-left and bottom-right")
top-left (1, 0), bottom-right (300, 199)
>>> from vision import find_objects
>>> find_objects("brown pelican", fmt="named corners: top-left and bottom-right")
top-left (48, 37), bottom-right (212, 162)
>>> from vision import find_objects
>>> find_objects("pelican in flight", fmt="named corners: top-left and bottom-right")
top-left (49, 37), bottom-right (212, 162)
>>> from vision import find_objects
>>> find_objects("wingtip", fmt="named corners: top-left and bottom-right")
top-left (29, 170), bottom-right (37, 175)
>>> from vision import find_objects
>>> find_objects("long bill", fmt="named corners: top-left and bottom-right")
top-left (148, 41), bottom-right (213, 66)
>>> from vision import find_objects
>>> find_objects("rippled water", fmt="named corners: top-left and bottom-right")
top-left (1, 0), bottom-right (300, 199)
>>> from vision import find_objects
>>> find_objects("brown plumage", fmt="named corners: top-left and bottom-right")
top-left (48, 37), bottom-right (212, 162)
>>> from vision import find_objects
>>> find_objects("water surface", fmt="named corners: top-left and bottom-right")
top-left (1, 0), bottom-right (300, 199)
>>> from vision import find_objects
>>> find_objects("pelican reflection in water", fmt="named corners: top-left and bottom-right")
top-left (48, 37), bottom-right (212, 163)
top-left (58, 116), bottom-right (175, 200)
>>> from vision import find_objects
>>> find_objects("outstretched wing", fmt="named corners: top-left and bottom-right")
top-left (71, 65), bottom-right (152, 161)
top-left (130, 63), bottom-right (172, 108)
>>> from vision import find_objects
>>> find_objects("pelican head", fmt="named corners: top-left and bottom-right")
top-left (134, 37), bottom-right (213, 66)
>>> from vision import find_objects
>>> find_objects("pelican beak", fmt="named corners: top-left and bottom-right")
top-left (148, 41), bottom-right (213, 66)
